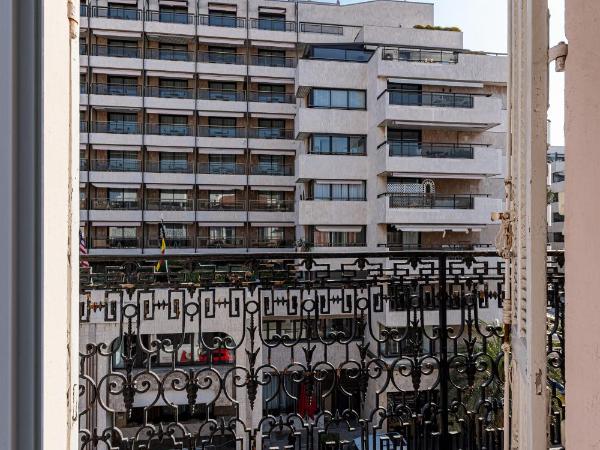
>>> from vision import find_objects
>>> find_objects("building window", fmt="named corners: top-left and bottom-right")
top-left (309, 46), bottom-right (373, 62)
top-left (310, 134), bottom-right (366, 155)
top-left (208, 116), bottom-right (238, 137)
top-left (106, 150), bottom-right (139, 171)
top-left (256, 48), bottom-right (287, 67)
top-left (313, 182), bottom-right (366, 201)
top-left (257, 12), bottom-right (287, 31)
top-left (106, 39), bottom-right (138, 58)
top-left (158, 78), bottom-right (189, 99)
top-left (105, 75), bottom-right (138, 96)
top-left (107, 189), bottom-right (138, 209)
top-left (208, 81), bottom-right (238, 101)
top-left (256, 84), bottom-right (286, 103)
top-left (309, 88), bottom-right (366, 109)
top-left (157, 42), bottom-right (189, 61)
top-left (313, 226), bottom-right (366, 247)
top-left (108, 226), bottom-right (138, 247)
top-left (159, 190), bottom-right (188, 209)
top-left (158, 115), bottom-right (188, 136)
top-left (106, 112), bottom-right (138, 134)
top-left (158, 6), bottom-right (189, 24)
top-left (208, 9), bottom-right (238, 28)
top-left (106, 3), bottom-right (138, 20)
top-left (256, 118), bottom-right (286, 138)
top-left (159, 152), bottom-right (189, 172)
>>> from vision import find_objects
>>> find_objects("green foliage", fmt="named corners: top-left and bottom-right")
top-left (414, 24), bottom-right (462, 32)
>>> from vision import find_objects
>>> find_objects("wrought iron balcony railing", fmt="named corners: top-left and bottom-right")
top-left (382, 193), bottom-right (483, 209)
top-left (196, 162), bottom-right (246, 175)
top-left (249, 17), bottom-right (296, 31)
top-left (198, 14), bottom-right (246, 28)
top-left (249, 164), bottom-right (294, 176)
top-left (382, 141), bottom-right (475, 159)
top-left (79, 251), bottom-right (565, 450)
top-left (197, 199), bottom-right (246, 211)
top-left (78, 250), bottom-right (565, 450)
top-left (89, 159), bottom-right (141, 172)
top-left (385, 89), bottom-right (476, 108)
top-left (144, 160), bottom-right (193, 173)
top-left (145, 199), bottom-right (194, 211)
top-left (248, 199), bottom-right (294, 212)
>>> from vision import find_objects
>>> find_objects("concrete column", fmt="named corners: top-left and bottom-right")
top-left (564, 1), bottom-right (600, 448)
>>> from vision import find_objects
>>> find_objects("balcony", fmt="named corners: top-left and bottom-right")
top-left (89, 45), bottom-right (142, 70)
top-left (249, 239), bottom-right (295, 248)
top-left (250, 164), bottom-right (294, 176)
top-left (77, 251), bottom-right (564, 449)
top-left (146, 199), bottom-right (194, 211)
top-left (90, 236), bottom-right (140, 249)
top-left (248, 127), bottom-right (294, 140)
top-left (295, 107), bottom-right (367, 138)
top-left (378, 193), bottom-right (502, 228)
top-left (197, 126), bottom-right (246, 139)
top-left (375, 141), bottom-right (503, 178)
top-left (91, 6), bottom-right (141, 21)
top-left (90, 198), bottom-right (140, 210)
top-left (376, 90), bottom-right (503, 131)
top-left (198, 14), bottom-right (246, 28)
top-left (197, 163), bottom-right (246, 175)
top-left (147, 237), bottom-right (193, 249)
top-left (87, 83), bottom-right (143, 108)
top-left (249, 18), bottom-right (296, 32)
top-left (89, 159), bottom-right (141, 172)
top-left (196, 237), bottom-right (245, 248)
top-left (196, 89), bottom-right (247, 113)
top-left (145, 161), bottom-right (193, 174)
top-left (248, 200), bottom-right (294, 212)
top-left (146, 10), bottom-right (194, 25)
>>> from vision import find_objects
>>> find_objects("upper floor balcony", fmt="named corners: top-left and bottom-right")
top-left (377, 193), bottom-right (502, 228)
top-left (375, 141), bottom-right (504, 178)
top-left (86, 121), bottom-right (143, 145)
top-left (375, 89), bottom-right (504, 131)
top-left (376, 47), bottom-right (508, 85)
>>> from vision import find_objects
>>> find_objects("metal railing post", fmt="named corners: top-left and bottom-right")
top-left (438, 253), bottom-right (450, 447)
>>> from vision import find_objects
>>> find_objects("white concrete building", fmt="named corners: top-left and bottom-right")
top-left (79, 0), bottom-right (507, 256)
top-left (547, 146), bottom-right (565, 250)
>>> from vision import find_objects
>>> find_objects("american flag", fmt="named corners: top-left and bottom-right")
top-left (80, 230), bottom-right (90, 268)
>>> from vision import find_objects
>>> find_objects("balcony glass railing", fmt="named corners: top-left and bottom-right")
top-left (145, 160), bottom-right (193, 173)
top-left (250, 164), bottom-right (294, 176)
top-left (90, 83), bottom-right (141, 96)
top-left (92, 237), bottom-right (140, 249)
top-left (384, 193), bottom-right (480, 209)
top-left (250, 239), bottom-right (295, 248)
top-left (92, 45), bottom-right (141, 58)
top-left (197, 89), bottom-right (246, 102)
top-left (145, 47), bottom-right (193, 62)
top-left (300, 22), bottom-right (343, 35)
top-left (197, 200), bottom-right (246, 210)
top-left (248, 128), bottom-right (294, 139)
top-left (381, 47), bottom-right (459, 64)
top-left (80, 43), bottom-right (87, 55)
top-left (90, 198), bottom-right (140, 210)
top-left (248, 200), bottom-right (294, 212)
top-left (146, 10), bottom-right (194, 24)
top-left (198, 51), bottom-right (245, 65)
top-left (80, 121), bottom-right (88, 132)
top-left (385, 141), bottom-right (475, 159)
top-left (91, 121), bottom-right (141, 134)
top-left (387, 90), bottom-right (475, 108)
top-left (249, 18), bottom-right (296, 31)
top-left (198, 14), bottom-right (246, 28)
top-left (147, 237), bottom-right (193, 248)
top-left (80, 4), bottom-right (89, 17)
top-left (197, 126), bottom-right (246, 138)
top-left (92, 6), bottom-right (141, 20)
top-left (248, 91), bottom-right (295, 104)
top-left (80, 159), bottom-right (88, 171)
top-left (197, 237), bottom-right (245, 248)
top-left (145, 85), bottom-right (193, 99)
top-left (145, 199), bottom-right (194, 211)
top-left (250, 55), bottom-right (296, 68)
top-left (145, 123), bottom-right (194, 136)
top-left (89, 159), bottom-right (141, 172)
top-left (196, 162), bottom-right (246, 175)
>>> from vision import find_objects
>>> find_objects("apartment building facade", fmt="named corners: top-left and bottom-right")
top-left (79, 0), bottom-right (507, 256)
top-left (547, 146), bottom-right (565, 250)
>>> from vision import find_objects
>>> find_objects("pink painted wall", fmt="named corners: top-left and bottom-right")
top-left (565, 1), bottom-right (600, 448)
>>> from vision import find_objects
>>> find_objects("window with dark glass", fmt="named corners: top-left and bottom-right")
top-left (313, 182), bottom-right (366, 201)
top-left (309, 46), bottom-right (373, 62)
top-left (106, 112), bottom-right (138, 134)
top-left (256, 118), bottom-right (285, 138)
top-left (158, 42), bottom-right (189, 61)
top-left (208, 117), bottom-right (237, 137)
top-left (208, 81), bottom-right (238, 101)
top-left (257, 84), bottom-right (286, 103)
top-left (208, 154), bottom-right (238, 174)
top-left (257, 12), bottom-right (286, 31)
top-left (310, 134), bottom-right (366, 155)
top-left (158, 115), bottom-right (188, 135)
top-left (158, 6), bottom-right (189, 24)
top-left (158, 78), bottom-right (188, 98)
top-left (257, 227), bottom-right (285, 244)
top-left (159, 190), bottom-right (188, 209)
top-left (207, 46), bottom-right (238, 64)
top-left (208, 9), bottom-right (238, 27)
top-left (107, 189), bottom-right (138, 209)
top-left (106, 75), bottom-right (137, 96)
top-left (309, 88), bottom-right (366, 109)
top-left (313, 226), bottom-right (366, 247)
top-left (106, 149), bottom-right (138, 171)
top-left (256, 191), bottom-right (285, 209)
top-left (108, 226), bottom-right (138, 247)
top-left (106, 39), bottom-right (138, 57)
top-left (107, 2), bottom-right (138, 20)
top-left (256, 155), bottom-right (286, 175)
top-left (159, 152), bottom-right (188, 172)
top-left (256, 48), bottom-right (287, 67)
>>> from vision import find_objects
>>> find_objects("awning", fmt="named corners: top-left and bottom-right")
top-left (198, 37), bottom-right (245, 46)
top-left (250, 149), bottom-right (295, 155)
top-left (145, 184), bottom-right (193, 190)
top-left (92, 221), bottom-right (142, 227)
top-left (197, 148), bottom-right (245, 155)
top-left (249, 112), bottom-right (295, 119)
top-left (198, 222), bottom-right (245, 227)
top-left (250, 41), bottom-right (296, 49)
top-left (251, 76), bottom-right (294, 85)
top-left (388, 77), bottom-right (484, 89)
top-left (196, 185), bottom-right (244, 190)
top-left (146, 70), bottom-right (194, 79)
top-left (197, 111), bottom-right (245, 118)
top-left (92, 30), bottom-right (141, 38)
top-left (146, 108), bottom-right (193, 116)
top-left (90, 144), bottom-right (141, 151)
top-left (146, 146), bottom-right (193, 153)
top-left (251, 222), bottom-right (294, 227)
top-left (92, 68), bottom-right (142, 77)
top-left (91, 183), bottom-right (141, 189)
top-left (314, 180), bottom-right (365, 185)
top-left (391, 225), bottom-right (483, 233)
top-left (201, 74), bottom-right (245, 82)
top-left (250, 186), bottom-right (294, 191)
top-left (315, 226), bottom-right (364, 233)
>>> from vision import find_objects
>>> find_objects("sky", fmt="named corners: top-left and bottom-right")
top-left (342, 0), bottom-right (567, 146)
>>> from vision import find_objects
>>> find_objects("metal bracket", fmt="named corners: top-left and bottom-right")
top-left (549, 41), bottom-right (568, 72)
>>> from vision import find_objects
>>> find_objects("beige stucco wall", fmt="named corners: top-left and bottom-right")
top-left (565, 1), bottom-right (600, 449)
